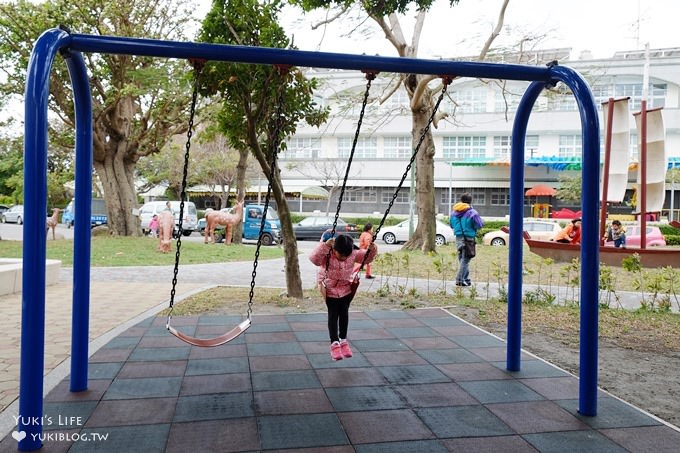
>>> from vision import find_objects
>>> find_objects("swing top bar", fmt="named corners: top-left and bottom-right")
top-left (18, 26), bottom-right (601, 451)
top-left (49, 28), bottom-right (558, 83)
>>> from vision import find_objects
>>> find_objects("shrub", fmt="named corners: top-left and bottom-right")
top-left (664, 234), bottom-right (680, 246)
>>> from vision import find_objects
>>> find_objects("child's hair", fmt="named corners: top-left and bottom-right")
top-left (612, 219), bottom-right (621, 226)
top-left (333, 234), bottom-right (354, 257)
top-left (363, 223), bottom-right (372, 232)
top-left (572, 218), bottom-right (581, 224)
top-left (461, 193), bottom-right (472, 204)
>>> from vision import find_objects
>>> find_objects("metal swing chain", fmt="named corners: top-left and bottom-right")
top-left (356, 77), bottom-right (452, 270)
top-left (324, 71), bottom-right (377, 276)
top-left (168, 60), bottom-right (204, 318)
top-left (246, 66), bottom-right (290, 320)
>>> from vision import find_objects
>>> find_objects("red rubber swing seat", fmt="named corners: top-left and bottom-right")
top-left (167, 319), bottom-right (251, 347)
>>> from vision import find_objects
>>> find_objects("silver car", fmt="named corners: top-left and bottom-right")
top-left (1, 205), bottom-right (24, 224)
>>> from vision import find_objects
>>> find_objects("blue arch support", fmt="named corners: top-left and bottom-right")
top-left (509, 67), bottom-right (600, 416)
top-left (19, 28), bottom-right (601, 450)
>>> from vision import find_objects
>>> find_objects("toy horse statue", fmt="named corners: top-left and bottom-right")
top-left (157, 210), bottom-right (174, 253)
top-left (46, 208), bottom-right (60, 240)
top-left (204, 201), bottom-right (243, 245)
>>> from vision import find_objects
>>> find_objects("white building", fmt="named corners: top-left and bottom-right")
top-left (277, 47), bottom-right (680, 219)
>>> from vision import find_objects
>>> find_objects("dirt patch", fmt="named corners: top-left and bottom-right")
top-left (455, 312), bottom-right (680, 429)
top-left (170, 286), bottom-right (680, 428)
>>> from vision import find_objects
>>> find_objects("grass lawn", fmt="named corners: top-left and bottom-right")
top-left (2, 235), bottom-right (679, 297)
top-left (0, 236), bottom-right (283, 267)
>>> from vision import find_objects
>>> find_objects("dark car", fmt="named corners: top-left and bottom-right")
top-left (293, 216), bottom-right (358, 240)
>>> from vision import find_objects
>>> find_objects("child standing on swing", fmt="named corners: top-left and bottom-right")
top-left (309, 234), bottom-right (378, 361)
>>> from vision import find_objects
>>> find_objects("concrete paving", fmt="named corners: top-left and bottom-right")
top-left (1, 306), bottom-right (680, 452)
top-left (0, 232), bottom-right (678, 451)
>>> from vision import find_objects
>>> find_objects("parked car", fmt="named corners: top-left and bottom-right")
top-left (293, 216), bottom-right (358, 240)
top-left (199, 204), bottom-right (281, 245)
top-left (0, 204), bottom-right (9, 215)
top-left (61, 198), bottom-right (108, 228)
top-left (483, 220), bottom-right (562, 246)
top-left (1, 205), bottom-right (24, 224)
top-left (378, 218), bottom-right (454, 246)
top-left (604, 225), bottom-right (666, 247)
top-left (138, 201), bottom-right (198, 236)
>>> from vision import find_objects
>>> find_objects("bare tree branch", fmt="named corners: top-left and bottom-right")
top-left (410, 74), bottom-right (437, 109)
top-left (478, 0), bottom-right (510, 60)
top-left (370, 12), bottom-right (407, 55)
top-left (410, 10), bottom-right (426, 56)
top-left (377, 74), bottom-right (406, 104)
top-left (311, 6), bottom-right (349, 30)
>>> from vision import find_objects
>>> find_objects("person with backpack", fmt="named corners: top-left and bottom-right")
top-left (450, 193), bottom-right (484, 287)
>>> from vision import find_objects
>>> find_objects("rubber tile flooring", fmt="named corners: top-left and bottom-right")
top-left (2, 308), bottom-right (679, 452)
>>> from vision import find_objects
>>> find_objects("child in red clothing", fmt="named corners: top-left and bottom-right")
top-left (354, 223), bottom-right (375, 279)
top-left (554, 218), bottom-right (582, 244)
top-left (309, 234), bottom-right (378, 361)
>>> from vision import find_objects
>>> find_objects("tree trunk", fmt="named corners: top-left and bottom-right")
top-left (93, 157), bottom-right (140, 236)
top-left (270, 176), bottom-right (304, 299)
top-left (92, 95), bottom-right (145, 236)
top-left (403, 81), bottom-right (437, 253)
top-left (232, 148), bottom-right (249, 243)
top-left (248, 136), bottom-right (304, 299)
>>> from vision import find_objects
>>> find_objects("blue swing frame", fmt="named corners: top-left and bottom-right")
top-left (18, 27), bottom-right (600, 451)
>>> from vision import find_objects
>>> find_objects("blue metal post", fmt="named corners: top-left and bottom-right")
top-left (63, 50), bottom-right (93, 392)
top-left (18, 29), bottom-right (604, 452)
top-left (551, 66), bottom-right (601, 416)
top-left (507, 81), bottom-right (545, 371)
top-left (19, 28), bottom-right (71, 452)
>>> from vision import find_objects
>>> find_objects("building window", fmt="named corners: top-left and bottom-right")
top-left (443, 189), bottom-right (486, 206)
top-left (344, 188), bottom-right (377, 202)
top-left (337, 137), bottom-right (378, 159)
top-left (493, 136), bottom-right (511, 158)
top-left (559, 135), bottom-right (582, 158)
top-left (490, 188), bottom-right (509, 206)
top-left (615, 82), bottom-right (667, 110)
top-left (284, 137), bottom-right (320, 159)
top-left (493, 90), bottom-right (521, 113)
top-left (525, 135), bottom-right (539, 158)
top-left (591, 84), bottom-right (611, 106)
top-left (493, 135), bottom-right (539, 159)
top-left (383, 136), bottom-right (412, 158)
top-left (442, 136), bottom-right (487, 159)
top-left (383, 191), bottom-right (409, 203)
top-left (452, 88), bottom-right (488, 113)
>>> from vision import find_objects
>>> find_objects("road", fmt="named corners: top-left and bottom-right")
top-left (0, 222), bottom-right (403, 252)
top-left (1, 221), bottom-right (672, 312)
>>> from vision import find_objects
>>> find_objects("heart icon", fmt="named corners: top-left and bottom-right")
top-left (12, 431), bottom-right (26, 442)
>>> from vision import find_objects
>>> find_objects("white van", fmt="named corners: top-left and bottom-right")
top-left (139, 201), bottom-right (198, 236)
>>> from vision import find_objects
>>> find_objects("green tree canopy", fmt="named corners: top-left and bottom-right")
top-left (0, 0), bottom-right (200, 234)
top-left (198, 0), bottom-right (328, 298)
top-left (0, 124), bottom-right (24, 204)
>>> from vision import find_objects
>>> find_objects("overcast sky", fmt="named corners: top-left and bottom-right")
top-left (242, 0), bottom-right (678, 60)
top-left (3, 1), bottom-right (675, 123)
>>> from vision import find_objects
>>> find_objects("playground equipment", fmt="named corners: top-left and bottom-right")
top-left (19, 27), bottom-right (602, 451)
